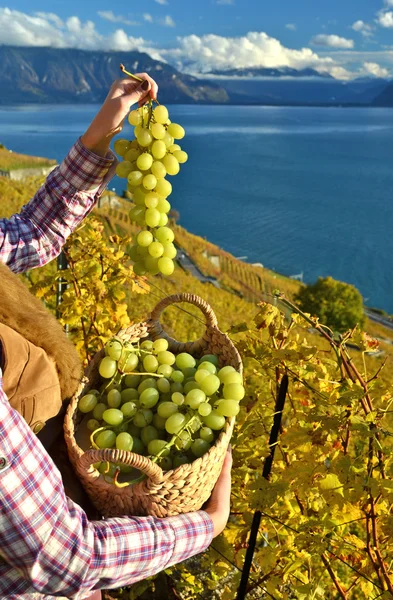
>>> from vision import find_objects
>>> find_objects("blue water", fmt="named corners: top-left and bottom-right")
top-left (0, 103), bottom-right (393, 312)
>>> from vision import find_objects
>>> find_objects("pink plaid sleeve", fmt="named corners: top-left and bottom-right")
top-left (0, 138), bottom-right (118, 274)
top-left (0, 386), bottom-right (214, 598)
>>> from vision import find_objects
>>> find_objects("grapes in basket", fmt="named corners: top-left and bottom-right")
top-left (114, 68), bottom-right (188, 278)
top-left (77, 336), bottom-right (244, 485)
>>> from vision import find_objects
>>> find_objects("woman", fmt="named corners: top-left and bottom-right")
top-left (0, 74), bottom-right (232, 599)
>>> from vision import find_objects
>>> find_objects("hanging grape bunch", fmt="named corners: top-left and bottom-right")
top-left (113, 65), bottom-right (188, 278)
top-left (77, 336), bottom-right (244, 486)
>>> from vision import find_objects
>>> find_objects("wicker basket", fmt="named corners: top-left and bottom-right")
top-left (64, 293), bottom-right (242, 518)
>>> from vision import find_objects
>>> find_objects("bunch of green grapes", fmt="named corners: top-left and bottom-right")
top-left (77, 336), bottom-right (244, 485)
top-left (113, 104), bottom-right (188, 278)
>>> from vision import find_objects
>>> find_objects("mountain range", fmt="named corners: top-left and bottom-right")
top-left (1, 45), bottom-right (393, 107)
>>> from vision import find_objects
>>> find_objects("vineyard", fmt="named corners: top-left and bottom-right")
top-left (3, 169), bottom-right (393, 600)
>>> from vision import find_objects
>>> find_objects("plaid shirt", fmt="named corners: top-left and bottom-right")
top-left (0, 139), bottom-right (214, 599)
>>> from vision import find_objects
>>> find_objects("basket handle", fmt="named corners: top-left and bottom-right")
top-left (78, 448), bottom-right (163, 484)
top-left (148, 293), bottom-right (219, 354)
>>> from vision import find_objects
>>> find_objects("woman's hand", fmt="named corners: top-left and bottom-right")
top-left (204, 446), bottom-right (232, 537)
top-left (81, 74), bottom-right (158, 157)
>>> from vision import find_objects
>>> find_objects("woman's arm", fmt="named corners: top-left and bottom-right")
top-left (0, 75), bottom-right (157, 274)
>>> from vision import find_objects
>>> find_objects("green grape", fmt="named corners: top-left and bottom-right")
top-left (169, 143), bottom-right (181, 153)
top-left (116, 432), bottom-right (133, 451)
top-left (144, 192), bottom-right (159, 209)
top-left (133, 409), bottom-right (153, 428)
top-left (136, 244), bottom-right (149, 257)
top-left (121, 401), bottom-right (138, 418)
top-left (151, 122), bottom-right (166, 139)
top-left (121, 353), bottom-right (139, 373)
top-left (173, 454), bottom-right (189, 468)
top-left (218, 365), bottom-right (236, 382)
top-left (132, 186), bottom-right (147, 205)
top-left (151, 140), bottom-right (167, 160)
top-left (157, 402), bottom-right (178, 419)
top-left (78, 393), bottom-right (98, 413)
top-left (141, 340), bottom-right (154, 350)
top-left (186, 389), bottom-right (206, 409)
top-left (157, 350), bottom-right (176, 365)
top-left (124, 147), bottom-right (141, 162)
top-left (133, 262), bottom-right (147, 276)
top-left (107, 389), bottom-right (122, 408)
top-left (183, 381), bottom-right (200, 395)
top-left (148, 241), bottom-right (164, 258)
top-left (143, 355), bottom-right (159, 372)
top-left (138, 378), bottom-right (157, 393)
top-left (152, 413), bottom-right (167, 430)
top-left (200, 426), bottom-right (214, 443)
top-left (137, 230), bottom-right (153, 247)
top-left (166, 413), bottom-right (186, 435)
top-left (114, 139), bottom-right (130, 156)
top-left (221, 371), bottom-right (243, 385)
top-left (105, 339), bottom-right (123, 361)
top-left (157, 198), bottom-right (171, 213)
top-left (116, 161), bottom-right (133, 178)
top-left (176, 353), bottom-right (196, 370)
top-left (152, 338), bottom-right (169, 353)
top-left (183, 367), bottom-right (197, 379)
top-left (186, 413), bottom-right (203, 434)
top-left (137, 128), bottom-right (153, 147)
top-left (159, 456), bottom-right (173, 471)
top-left (163, 132), bottom-right (174, 148)
top-left (198, 361), bottom-right (217, 374)
top-left (141, 425), bottom-right (158, 446)
top-left (170, 382), bottom-right (183, 395)
top-left (194, 369), bottom-right (210, 384)
top-left (216, 399), bottom-right (240, 417)
top-left (132, 437), bottom-right (145, 454)
top-left (129, 207), bottom-right (145, 225)
top-left (162, 154), bottom-right (180, 176)
top-left (172, 392), bottom-right (185, 406)
top-left (151, 161), bottom-right (166, 179)
top-left (191, 439), bottom-right (210, 458)
top-left (145, 207), bottom-right (161, 228)
top-left (148, 439), bottom-right (170, 456)
top-left (155, 227), bottom-right (175, 244)
top-left (99, 462), bottom-right (117, 477)
top-left (155, 178), bottom-right (172, 197)
top-left (144, 255), bottom-right (160, 275)
top-left (89, 389), bottom-right (100, 397)
top-left (128, 423), bottom-right (141, 438)
top-left (200, 374), bottom-right (221, 396)
top-left (93, 402), bottom-right (107, 420)
top-left (139, 387), bottom-right (160, 409)
top-left (96, 430), bottom-right (116, 449)
top-left (174, 430), bottom-right (192, 451)
top-left (128, 170), bottom-right (143, 187)
top-left (198, 354), bottom-right (219, 367)
top-left (99, 356), bottom-right (117, 379)
top-left (198, 402), bottom-right (212, 417)
top-left (124, 374), bottom-right (141, 388)
top-left (223, 383), bottom-right (245, 401)
top-left (167, 123), bottom-right (185, 140)
top-left (171, 370), bottom-right (184, 383)
top-left (136, 153), bottom-right (153, 171)
top-left (158, 213), bottom-right (168, 227)
top-left (129, 110), bottom-right (142, 126)
top-left (87, 418), bottom-right (101, 432)
top-left (157, 364), bottom-right (173, 377)
top-left (153, 105), bottom-right (169, 124)
top-left (163, 243), bottom-right (177, 259)
top-left (143, 174), bottom-right (157, 191)
top-left (102, 408), bottom-right (124, 427)
top-left (173, 150), bottom-right (188, 164)
top-left (128, 245), bottom-right (139, 261)
top-left (157, 377), bottom-right (171, 393)
top-left (202, 412), bottom-right (226, 431)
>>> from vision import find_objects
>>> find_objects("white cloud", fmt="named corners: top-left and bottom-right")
top-left (154, 0), bottom-right (168, 4)
top-left (285, 23), bottom-right (297, 31)
top-left (143, 13), bottom-right (153, 23)
top-left (97, 11), bottom-right (138, 26)
top-left (160, 15), bottom-right (175, 27)
top-left (34, 12), bottom-right (64, 28)
top-left (311, 34), bottom-right (354, 49)
top-left (162, 31), bottom-right (355, 79)
top-left (363, 61), bottom-right (389, 78)
top-left (377, 10), bottom-right (393, 28)
top-left (384, 0), bottom-right (393, 6)
top-left (351, 20), bottom-right (373, 37)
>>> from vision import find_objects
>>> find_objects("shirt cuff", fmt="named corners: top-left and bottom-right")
top-left (58, 137), bottom-right (118, 193)
top-left (166, 510), bottom-right (214, 568)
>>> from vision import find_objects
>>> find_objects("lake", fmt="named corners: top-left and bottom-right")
top-left (0, 103), bottom-right (392, 312)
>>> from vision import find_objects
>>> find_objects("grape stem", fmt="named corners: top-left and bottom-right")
top-left (119, 63), bottom-right (161, 105)
top-left (151, 413), bottom-right (198, 463)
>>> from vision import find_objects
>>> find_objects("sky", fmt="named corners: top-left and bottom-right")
top-left (1, 0), bottom-right (393, 80)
